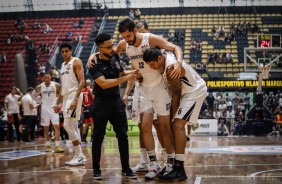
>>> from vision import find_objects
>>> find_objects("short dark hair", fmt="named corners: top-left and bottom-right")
top-left (143, 48), bottom-right (162, 63)
top-left (94, 33), bottom-right (112, 47)
top-left (28, 87), bottom-right (34, 92)
top-left (118, 18), bottom-right (135, 33)
top-left (60, 43), bottom-right (72, 51)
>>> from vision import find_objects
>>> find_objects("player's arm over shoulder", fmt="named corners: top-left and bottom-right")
top-left (114, 40), bottom-right (126, 54)
top-left (166, 65), bottom-right (185, 94)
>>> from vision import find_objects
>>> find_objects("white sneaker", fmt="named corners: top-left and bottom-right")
top-left (132, 162), bottom-right (149, 173)
top-left (66, 154), bottom-right (86, 166)
top-left (163, 163), bottom-right (173, 175)
top-left (145, 161), bottom-right (161, 180)
top-left (65, 155), bottom-right (77, 165)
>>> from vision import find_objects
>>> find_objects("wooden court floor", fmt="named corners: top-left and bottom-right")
top-left (0, 136), bottom-right (282, 184)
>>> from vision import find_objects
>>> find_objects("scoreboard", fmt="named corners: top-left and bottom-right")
top-left (257, 34), bottom-right (281, 48)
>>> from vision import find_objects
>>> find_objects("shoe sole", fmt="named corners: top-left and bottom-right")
top-left (65, 162), bottom-right (85, 166)
top-left (93, 177), bottom-right (103, 180)
top-left (158, 176), bottom-right (188, 181)
top-left (54, 150), bottom-right (64, 153)
top-left (133, 169), bottom-right (149, 173)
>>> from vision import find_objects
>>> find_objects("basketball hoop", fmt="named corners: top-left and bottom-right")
top-left (260, 65), bottom-right (270, 79)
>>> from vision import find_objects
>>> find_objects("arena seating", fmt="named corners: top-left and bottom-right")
top-left (109, 13), bottom-right (281, 79)
top-left (0, 17), bottom-right (95, 105)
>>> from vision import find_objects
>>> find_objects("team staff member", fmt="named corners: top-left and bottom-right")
top-left (21, 87), bottom-right (39, 142)
top-left (4, 86), bottom-right (23, 142)
top-left (81, 79), bottom-right (94, 143)
top-left (143, 48), bottom-right (207, 181)
top-left (88, 33), bottom-right (137, 180)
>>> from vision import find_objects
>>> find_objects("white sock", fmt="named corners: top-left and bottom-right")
top-left (147, 149), bottom-right (156, 157)
top-left (140, 148), bottom-right (148, 164)
top-left (55, 141), bottom-right (60, 147)
top-left (175, 154), bottom-right (185, 161)
top-left (74, 145), bottom-right (82, 156)
top-left (46, 141), bottom-right (51, 146)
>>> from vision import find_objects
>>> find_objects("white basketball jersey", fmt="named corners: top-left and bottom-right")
top-left (41, 81), bottom-right (57, 107)
top-left (126, 33), bottom-right (162, 87)
top-left (164, 51), bottom-right (206, 96)
top-left (60, 57), bottom-right (78, 96)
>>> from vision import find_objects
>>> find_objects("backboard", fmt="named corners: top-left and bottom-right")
top-left (244, 47), bottom-right (282, 73)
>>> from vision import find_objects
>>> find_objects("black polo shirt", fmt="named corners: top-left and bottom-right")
top-left (89, 54), bottom-right (124, 98)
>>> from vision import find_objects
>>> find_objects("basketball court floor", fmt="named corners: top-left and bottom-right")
top-left (0, 136), bottom-right (282, 184)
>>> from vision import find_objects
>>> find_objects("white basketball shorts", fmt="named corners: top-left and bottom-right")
top-left (41, 105), bottom-right (59, 126)
top-left (174, 87), bottom-right (207, 124)
top-left (62, 91), bottom-right (83, 120)
top-left (138, 79), bottom-right (171, 116)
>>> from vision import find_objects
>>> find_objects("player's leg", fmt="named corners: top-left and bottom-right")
top-left (63, 93), bottom-right (85, 166)
top-left (50, 109), bottom-right (64, 153)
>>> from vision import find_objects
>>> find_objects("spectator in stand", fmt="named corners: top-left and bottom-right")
top-left (40, 43), bottom-right (46, 53)
top-left (214, 52), bottom-right (219, 63)
top-left (220, 53), bottom-right (226, 63)
top-left (65, 31), bottom-right (73, 40)
top-left (75, 32), bottom-right (82, 42)
top-left (212, 25), bottom-right (216, 34)
top-left (0, 51), bottom-right (7, 63)
top-left (134, 9), bottom-right (141, 19)
top-left (226, 107), bottom-right (235, 132)
top-left (78, 19), bottom-right (84, 28)
top-left (213, 108), bottom-right (222, 120)
top-left (251, 22), bottom-right (260, 33)
top-left (207, 52), bottom-right (214, 64)
top-left (218, 100), bottom-right (227, 113)
top-left (103, 4), bottom-right (109, 17)
top-left (234, 111), bottom-right (245, 135)
top-left (218, 26), bottom-right (225, 37)
top-left (217, 118), bottom-right (229, 136)
top-left (206, 93), bottom-right (215, 110)
top-left (45, 43), bottom-right (50, 54)
top-left (129, 10), bottom-right (135, 20)
top-left (43, 24), bottom-right (52, 34)
top-left (226, 52), bottom-right (233, 63)
top-left (190, 38), bottom-right (197, 50)
top-left (196, 40), bottom-right (202, 51)
top-left (32, 20), bottom-right (41, 29)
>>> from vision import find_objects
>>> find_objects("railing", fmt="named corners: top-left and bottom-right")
top-left (48, 35), bottom-right (59, 64)
top-left (90, 13), bottom-right (107, 55)
top-left (74, 38), bottom-right (82, 56)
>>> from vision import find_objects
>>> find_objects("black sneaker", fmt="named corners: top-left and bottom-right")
top-left (93, 169), bottom-right (102, 180)
top-left (122, 168), bottom-right (138, 179)
top-left (158, 165), bottom-right (187, 181)
top-left (186, 136), bottom-right (190, 142)
top-left (159, 165), bottom-right (166, 176)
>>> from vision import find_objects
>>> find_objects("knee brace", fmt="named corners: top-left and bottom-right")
top-left (63, 118), bottom-right (80, 142)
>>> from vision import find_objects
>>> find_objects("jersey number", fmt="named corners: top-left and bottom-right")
top-left (178, 108), bottom-right (182, 115)
top-left (138, 62), bottom-right (144, 69)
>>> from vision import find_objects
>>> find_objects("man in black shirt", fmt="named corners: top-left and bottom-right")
top-left (88, 33), bottom-right (137, 180)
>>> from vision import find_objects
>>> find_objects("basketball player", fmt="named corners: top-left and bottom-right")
top-left (88, 18), bottom-right (183, 179)
top-left (132, 20), bottom-right (167, 173)
top-left (143, 48), bottom-right (207, 181)
top-left (81, 79), bottom-right (94, 143)
top-left (55, 43), bottom-right (86, 166)
top-left (32, 73), bottom-right (64, 153)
